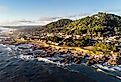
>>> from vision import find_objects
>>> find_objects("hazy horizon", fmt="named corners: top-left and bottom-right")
top-left (0, 0), bottom-right (121, 25)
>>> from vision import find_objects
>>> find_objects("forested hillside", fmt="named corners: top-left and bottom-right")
top-left (45, 12), bottom-right (121, 37)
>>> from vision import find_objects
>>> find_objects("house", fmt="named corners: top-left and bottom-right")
top-left (47, 33), bottom-right (54, 37)
top-left (20, 37), bottom-right (25, 41)
top-left (74, 35), bottom-right (80, 39)
top-left (65, 35), bottom-right (72, 39)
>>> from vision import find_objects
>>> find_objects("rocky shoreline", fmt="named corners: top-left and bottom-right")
top-left (0, 43), bottom-right (121, 82)
top-left (1, 33), bottom-right (120, 66)
top-left (1, 27), bottom-right (120, 66)
top-left (12, 39), bottom-right (121, 66)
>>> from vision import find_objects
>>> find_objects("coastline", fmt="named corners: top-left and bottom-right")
top-left (15, 39), bottom-right (94, 55)
top-left (14, 39), bottom-right (120, 66)
top-left (0, 33), bottom-right (121, 82)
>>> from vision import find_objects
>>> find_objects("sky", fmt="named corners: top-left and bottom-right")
top-left (0, 0), bottom-right (121, 24)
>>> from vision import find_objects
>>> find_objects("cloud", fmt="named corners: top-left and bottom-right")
top-left (37, 12), bottom-right (91, 22)
top-left (65, 12), bottom-right (91, 20)
top-left (0, 12), bottom-right (92, 26)
top-left (38, 17), bottom-right (62, 21)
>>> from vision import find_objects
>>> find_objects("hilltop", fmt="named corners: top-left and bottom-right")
top-left (45, 12), bottom-right (121, 36)
top-left (45, 19), bottom-right (72, 33)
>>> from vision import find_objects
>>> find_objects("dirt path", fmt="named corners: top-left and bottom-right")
top-left (30, 40), bottom-right (92, 54)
